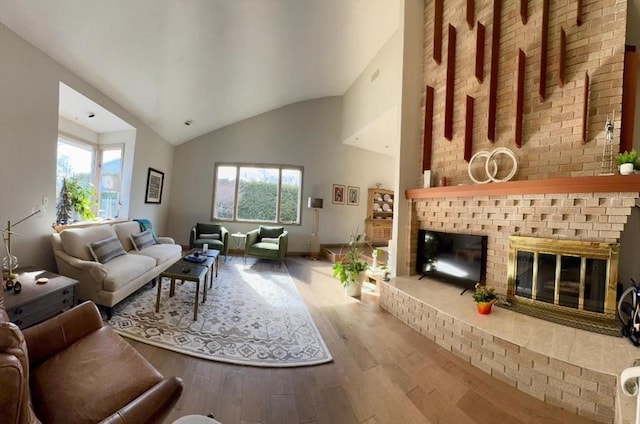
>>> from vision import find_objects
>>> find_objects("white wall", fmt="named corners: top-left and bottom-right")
top-left (167, 97), bottom-right (394, 252)
top-left (0, 23), bottom-right (175, 271)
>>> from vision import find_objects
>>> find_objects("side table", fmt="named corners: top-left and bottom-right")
top-left (230, 232), bottom-right (246, 259)
top-left (4, 269), bottom-right (78, 329)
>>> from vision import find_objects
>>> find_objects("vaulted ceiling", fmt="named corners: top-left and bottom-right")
top-left (0, 0), bottom-right (401, 145)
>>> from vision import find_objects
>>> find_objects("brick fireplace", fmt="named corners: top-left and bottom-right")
top-left (406, 176), bottom-right (640, 299)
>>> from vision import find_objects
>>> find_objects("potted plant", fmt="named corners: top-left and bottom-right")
top-left (616, 150), bottom-right (639, 175)
top-left (56, 178), bottom-right (96, 225)
top-left (332, 230), bottom-right (369, 297)
top-left (472, 283), bottom-right (497, 314)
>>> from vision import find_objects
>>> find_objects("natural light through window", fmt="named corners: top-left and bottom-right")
top-left (213, 163), bottom-right (302, 224)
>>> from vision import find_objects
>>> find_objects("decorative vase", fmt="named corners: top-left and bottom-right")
top-left (620, 163), bottom-right (634, 175)
top-left (476, 301), bottom-right (495, 315)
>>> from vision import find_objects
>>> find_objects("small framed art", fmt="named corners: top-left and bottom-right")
top-left (145, 167), bottom-right (165, 204)
top-left (347, 186), bottom-right (360, 206)
top-left (332, 184), bottom-right (345, 205)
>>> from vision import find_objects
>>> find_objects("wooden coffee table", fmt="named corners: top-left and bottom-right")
top-left (156, 262), bottom-right (208, 321)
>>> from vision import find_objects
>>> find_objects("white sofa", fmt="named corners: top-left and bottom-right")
top-left (51, 221), bottom-right (182, 317)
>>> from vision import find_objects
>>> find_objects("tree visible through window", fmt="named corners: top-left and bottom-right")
top-left (213, 164), bottom-right (302, 224)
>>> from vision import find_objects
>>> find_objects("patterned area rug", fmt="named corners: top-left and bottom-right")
top-left (108, 260), bottom-right (333, 367)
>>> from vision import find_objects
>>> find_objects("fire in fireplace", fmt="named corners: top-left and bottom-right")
top-left (507, 236), bottom-right (619, 335)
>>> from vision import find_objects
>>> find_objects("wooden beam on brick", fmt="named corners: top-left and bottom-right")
top-left (539, 0), bottom-right (549, 102)
top-left (476, 22), bottom-right (485, 83)
top-left (465, 96), bottom-right (474, 161)
top-left (488, 0), bottom-right (501, 141)
top-left (516, 49), bottom-right (525, 148)
top-left (445, 24), bottom-right (456, 140)
top-left (520, 0), bottom-right (528, 24)
top-left (582, 72), bottom-right (589, 144)
top-left (423, 86), bottom-right (435, 171)
top-left (576, 0), bottom-right (583, 26)
top-left (559, 28), bottom-right (566, 88)
top-left (434, 0), bottom-right (443, 64)
top-left (621, 45), bottom-right (638, 154)
top-left (467, 0), bottom-right (474, 29)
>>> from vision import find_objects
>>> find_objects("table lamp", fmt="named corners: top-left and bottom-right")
top-left (308, 197), bottom-right (323, 260)
top-left (2, 205), bottom-right (45, 281)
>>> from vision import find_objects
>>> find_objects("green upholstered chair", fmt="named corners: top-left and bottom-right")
top-left (245, 225), bottom-right (288, 266)
top-left (189, 223), bottom-right (229, 261)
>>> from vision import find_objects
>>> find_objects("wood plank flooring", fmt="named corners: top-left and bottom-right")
top-left (127, 257), bottom-right (597, 424)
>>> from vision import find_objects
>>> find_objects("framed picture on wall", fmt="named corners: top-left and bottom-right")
top-left (332, 184), bottom-right (345, 205)
top-left (347, 186), bottom-right (360, 206)
top-left (145, 167), bottom-right (165, 204)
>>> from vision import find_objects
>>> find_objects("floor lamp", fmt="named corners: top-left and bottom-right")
top-left (308, 197), bottom-right (323, 260)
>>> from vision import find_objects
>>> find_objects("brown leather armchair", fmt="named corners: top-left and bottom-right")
top-left (0, 275), bottom-right (183, 424)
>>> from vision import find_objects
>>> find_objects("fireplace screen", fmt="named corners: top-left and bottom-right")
top-left (507, 236), bottom-right (618, 335)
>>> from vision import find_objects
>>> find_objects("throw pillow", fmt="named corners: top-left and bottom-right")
top-left (88, 236), bottom-right (126, 264)
top-left (261, 237), bottom-right (280, 244)
top-left (259, 226), bottom-right (284, 238)
top-left (130, 229), bottom-right (156, 251)
top-left (199, 233), bottom-right (221, 240)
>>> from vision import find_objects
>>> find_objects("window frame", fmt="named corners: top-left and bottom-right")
top-left (212, 162), bottom-right (303, 225)
top-left (56, 134), bottom-right (124, 220)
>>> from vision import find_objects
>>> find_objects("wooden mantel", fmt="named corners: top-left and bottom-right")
top-left (406, 175), bottom-right (640, 199)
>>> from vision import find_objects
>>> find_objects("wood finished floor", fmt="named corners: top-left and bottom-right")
top-left (128, 257), bottom-right (597, 424)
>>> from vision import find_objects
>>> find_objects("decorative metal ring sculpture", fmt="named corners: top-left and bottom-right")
top-left (468, 147), bottom-right (518, 184)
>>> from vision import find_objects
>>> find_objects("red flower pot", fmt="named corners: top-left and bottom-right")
top-left (476, 301), bottom-right (494, 315)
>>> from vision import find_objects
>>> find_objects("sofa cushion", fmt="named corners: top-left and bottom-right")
top-left (130, 230), bottom-right (156, 251)
top-left (261, 237), bottom-right (280, 244)
top-left (113, 221), bottom-right (145, 252)
top-left (199, 233), bottom-right (220, 240)
top-left (195, 238), bottom-right (224, 250)
top-left (259, 226), bottom-right (284, 238)
top-left (88, 236), bottom-right (127, 264)
top-left (132, 243), bottom-right (182, 266)
top-left (60, 224), bottom-right (117, 261)
top-left (30, 326), bottom-right (163, 424)
top-left (102, 254), bottom-right (156, 292)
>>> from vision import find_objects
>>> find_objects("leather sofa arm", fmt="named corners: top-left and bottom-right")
top-left (23, 302), bottom-right (104, 368)
top-left (99, 377), bottom-right (183, 424)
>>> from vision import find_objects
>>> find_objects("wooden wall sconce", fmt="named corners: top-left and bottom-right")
top-left (577, 0), bottom-right (583, 26)
top-left (520, 0), bottom-right (528, 24)
top-left (559, 28), bottom-right (566, 88)
top-left (467, 0), bottom-right (474, 29)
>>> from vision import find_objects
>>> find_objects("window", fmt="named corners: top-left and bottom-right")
top-left (213, 164), bottom-right (302, 224)
top-left (56, 136), bottom-right (123, 220)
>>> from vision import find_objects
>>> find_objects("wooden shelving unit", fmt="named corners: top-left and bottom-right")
top-left (365, 188), bottom-right (394, 245)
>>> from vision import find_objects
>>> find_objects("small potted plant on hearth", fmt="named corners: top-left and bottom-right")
top-left (472, 283), bottom-right (497, 314)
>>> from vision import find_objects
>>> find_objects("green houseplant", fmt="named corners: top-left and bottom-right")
top-left (616, 150), bottom-right (639, 175)
top-left (332, 230), bottom-right (369, 296)
top-left (56, 178), bottom-right (96, 225)
top-left (472, 283), bottom-right (497, 314)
